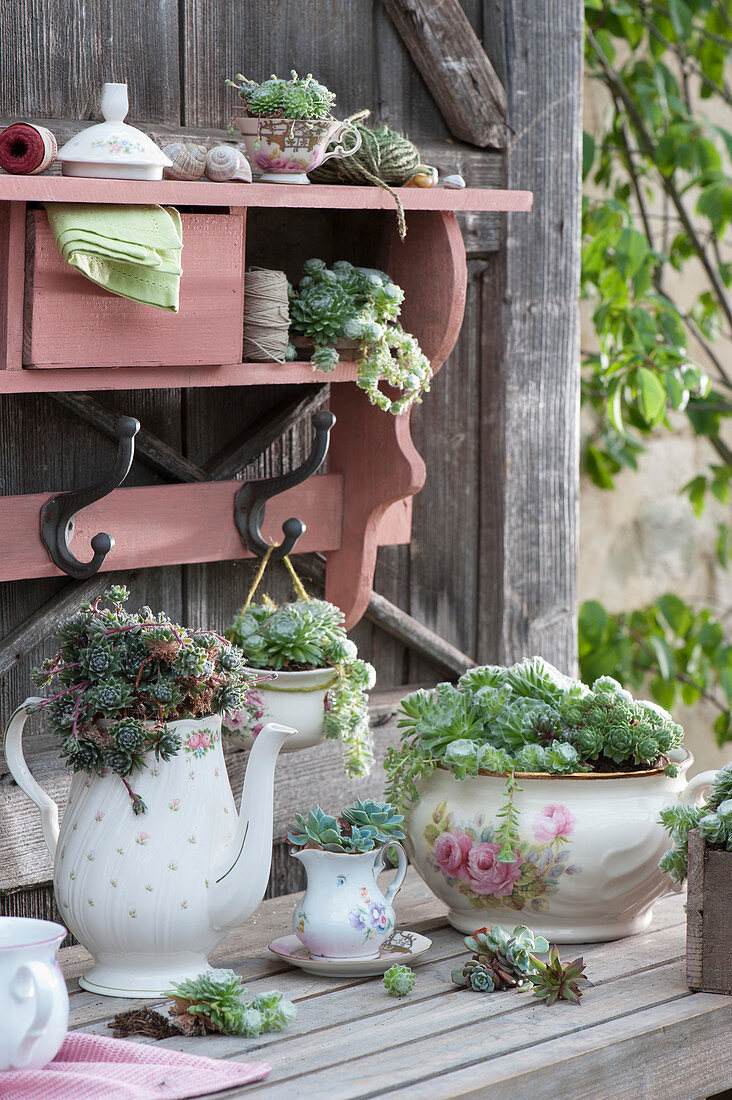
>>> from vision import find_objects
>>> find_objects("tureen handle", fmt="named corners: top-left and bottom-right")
top-left (376, 842), bottom-right (408, 905)
top-left (681, 769), bottom-right (718, 806)
top-left (2, 698), bottom-right (59, 858)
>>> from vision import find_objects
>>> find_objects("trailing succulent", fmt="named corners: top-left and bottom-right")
top-left (167, 969), bottom-right (296, 1037)
top-left (287, 799), bottom-right (405, 854)
top-left (31, 587), bottom-right (251, 813)
top-left (451, 925), bottom-right (549, 993)
top-left (227, 596), bottom-right (375, 778)
top-left (385, 655), bottom-right (683, 860)
top-left (226, 70), bottom-right (335, 121)
top-left (287, 259), bottom-right (432, 415)
top-left (659, 762), bottom-right (732, 883)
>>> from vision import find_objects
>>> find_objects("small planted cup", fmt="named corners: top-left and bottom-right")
top-left (234, 116), bottom-right (361, 184)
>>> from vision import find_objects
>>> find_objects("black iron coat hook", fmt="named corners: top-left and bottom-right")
top-left (234, 410), bottom-right (336, 561)
top-left (40, 416), bottom-right (140, 580)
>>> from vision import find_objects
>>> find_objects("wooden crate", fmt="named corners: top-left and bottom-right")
top-left (23, 209), bottom-right (245, 368)
top-left (686, 828), bottom-right (732, 995)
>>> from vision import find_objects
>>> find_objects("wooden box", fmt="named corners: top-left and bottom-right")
top-left (686, 828), bottom-right (732, 995)
top-left (23, 209), bottom-right (245, 369)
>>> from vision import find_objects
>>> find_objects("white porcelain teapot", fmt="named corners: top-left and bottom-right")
top-left (4, 702), bottom-right (295, 997)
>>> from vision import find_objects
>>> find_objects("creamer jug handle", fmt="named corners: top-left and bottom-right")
top-left (3, 698), bottom-right (59, 857)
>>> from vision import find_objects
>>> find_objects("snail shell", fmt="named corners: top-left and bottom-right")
top-left (162, 141), bottom-right (207, 180)
top-left (443, 173), bottom-right (466, 189)
top-left (205, 145), bottom-right (252, 182)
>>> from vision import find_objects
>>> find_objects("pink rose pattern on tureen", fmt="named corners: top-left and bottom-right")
top-left (424, 800), bottom-right (582, 913)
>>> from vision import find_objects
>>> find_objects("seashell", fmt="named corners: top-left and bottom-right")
top-left (162, 141), bottom-right (207, 180)
top-left (405, 164), bottom-right (438, 189)
top-left (443, 173), bottom-right (466, 189)
top-left (205, 145), bottom-right (252, 183)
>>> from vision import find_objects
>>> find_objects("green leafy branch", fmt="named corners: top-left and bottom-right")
top-left (579, 594), bottom-right (732, 744)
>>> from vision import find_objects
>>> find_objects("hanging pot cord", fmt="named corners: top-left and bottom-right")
top-left (236, 548), bottom-right (337, 692)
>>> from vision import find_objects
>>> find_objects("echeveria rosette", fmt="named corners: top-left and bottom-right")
top-left (452, 925), bottom-right (550, 993)
top-left (227, 597), bottom-right (375, 778)
top-left (227, 70), bottom-right (335, 120)
top-left (383, 964), bottom-right (416, 997)
top-left (287, 799), bottom-right (404, 855)
top-left (288, 260), bottom-right (432, 416)
top-left (30, 587), bottom-right (253, 813)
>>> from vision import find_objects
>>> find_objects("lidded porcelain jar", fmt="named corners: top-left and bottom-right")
top-left (57, 83), bottom-right (172, 180)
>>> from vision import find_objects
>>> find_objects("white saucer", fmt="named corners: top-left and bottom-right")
top-left (268, 929), bottom-right (432, 977)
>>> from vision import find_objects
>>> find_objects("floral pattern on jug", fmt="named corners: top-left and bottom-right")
top-left (423, 800), bottom-right (582, 914)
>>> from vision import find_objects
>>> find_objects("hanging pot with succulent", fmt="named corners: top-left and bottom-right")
top-left (225, 555), bottom-right (375, 779)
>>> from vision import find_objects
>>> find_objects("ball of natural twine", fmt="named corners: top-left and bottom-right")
top-left (310, 113), bottom-right (422, 238)
top-left (243, 268), bottom-right (290, 363)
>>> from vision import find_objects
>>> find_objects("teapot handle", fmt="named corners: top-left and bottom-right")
top-left (319, 120), bottom-right (362, 165)
top-left (681, 769), bottom-right (718, 806)
top-left (377, 842), bottom-right (408, 905)
top-left (3, 698), bottom-right (59, 858)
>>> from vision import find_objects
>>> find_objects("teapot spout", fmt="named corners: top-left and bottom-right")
top-left (209, 722), bottom-right (295, 931)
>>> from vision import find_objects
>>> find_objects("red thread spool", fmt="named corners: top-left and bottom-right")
top-left (0, 123), bottom-right (57, 175)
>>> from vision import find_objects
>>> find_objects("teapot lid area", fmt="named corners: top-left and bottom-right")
top-left (57, 82), bottom-right (172, 168)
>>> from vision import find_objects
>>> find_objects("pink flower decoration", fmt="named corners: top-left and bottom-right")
top-left (188, 732), bottom-right (203, 751)
top-left (532, 804), bottom-right (576, 843)
top-left (433, 831), bottom-right (472, 879)
top-left (464, 842), bottom-right (523, 897)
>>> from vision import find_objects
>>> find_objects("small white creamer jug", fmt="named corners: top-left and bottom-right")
top-left (0, 918), bottom-right (68, 1071)
top-left (292, 843), bottom-right (408, 960)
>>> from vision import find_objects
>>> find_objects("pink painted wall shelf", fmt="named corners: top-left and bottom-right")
top-left (0, 174), bottom-right (532, 625)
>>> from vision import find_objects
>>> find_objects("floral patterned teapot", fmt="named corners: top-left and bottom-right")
top-left (4, 704), bottom-right (295, 997)
top-left (291, 843), bottom-right (407, 960)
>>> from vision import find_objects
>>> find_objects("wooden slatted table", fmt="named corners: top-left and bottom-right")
top-left (59, 870), bottom-right (732, 1100)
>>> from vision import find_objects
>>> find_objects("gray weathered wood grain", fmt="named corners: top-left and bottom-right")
top-left (476, 0), bottom-right (582, 673)
top-left (55, 881), bottom-right (732, 1100)
top-left (686, 828), bottom-right (732, 995)
top-left (0, 0), bottom-right (180, 124)
top-left (381, 0), bottom-right (507, 148)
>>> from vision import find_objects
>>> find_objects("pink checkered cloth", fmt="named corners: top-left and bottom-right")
top-left (1, 1031), bottom-right (272, 1099)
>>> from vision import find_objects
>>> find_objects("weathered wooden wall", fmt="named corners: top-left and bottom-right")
top-left (0, 0), bottom-right (582, 920)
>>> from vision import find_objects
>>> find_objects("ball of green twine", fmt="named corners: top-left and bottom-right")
top-left (310, 114), bottom-right (422, 239)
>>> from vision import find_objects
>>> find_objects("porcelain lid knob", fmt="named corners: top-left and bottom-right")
top-left (100, 83), bottom-right (129, 123)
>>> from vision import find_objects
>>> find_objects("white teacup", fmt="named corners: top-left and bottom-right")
top-left (0, 918), bottom-right (68, 1071)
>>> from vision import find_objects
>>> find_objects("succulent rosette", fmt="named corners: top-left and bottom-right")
top-left (31, 587), bottom-right (254, 813)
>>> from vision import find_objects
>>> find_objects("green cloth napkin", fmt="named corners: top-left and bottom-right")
top-left (44, 203), bottom-right (183, 312)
